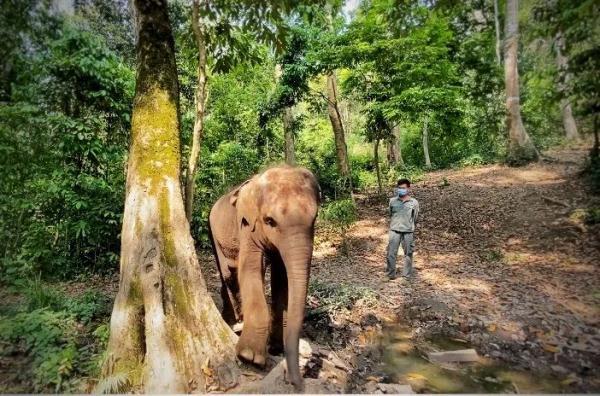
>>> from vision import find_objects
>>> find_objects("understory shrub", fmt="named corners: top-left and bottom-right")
top-left (0, 280), bottom-right (113, 392)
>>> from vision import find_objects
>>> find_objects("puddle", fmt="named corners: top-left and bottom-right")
top-left (380, 325), bottom-right (564, 393)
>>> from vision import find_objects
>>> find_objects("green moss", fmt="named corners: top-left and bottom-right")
top-left (159, 190), bottom-right (176, 269)
top-left (128, 278), bottom-right (142, 305)
top-left (130, 86), bottom-right (180, 190)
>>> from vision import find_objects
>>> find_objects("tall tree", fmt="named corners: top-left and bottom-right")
top-left (101, 0), bottom-right (239, 392)
top-left (183, 0), bottom-right (308, 221)
top-left (387, 124), bottom-right (403, 167)
top-left (283, 106), bottom-right (296, 164)
top-left (504, 0), bottom-right (538, 165)
top-left (493, 0), bottom-right (502, 64)
top-left (422, 116), bottom-right (432, 168)
top-left (325, 3), bottom-right (352, 195)
top-left (326, 71), bottom-right (352, 190)
top-left (554, 33), bottom-right (579, 140)
top-left (184, 0), bottom-right (209, 221)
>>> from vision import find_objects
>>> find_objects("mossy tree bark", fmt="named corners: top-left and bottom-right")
top-left (327, 71), bottom-right (353, 195)
top-left (504, 0), bottom-right (538, 165)
top-left (283, 106), bottom-right (295, 165)
top-left (102, 0), bottom-right (239, 392)
top-left (555, 33), bottom-right (579, 140)
top-left (184, 0), bottom-right (209, 222)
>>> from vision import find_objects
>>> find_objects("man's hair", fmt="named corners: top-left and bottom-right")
top-left (397, 178), bottom-right (411, 187)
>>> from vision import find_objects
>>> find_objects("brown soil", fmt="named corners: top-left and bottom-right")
top-left (296, 142), bottom-right (599, 392)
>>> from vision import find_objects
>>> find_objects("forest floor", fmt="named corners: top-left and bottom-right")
top-left (200, 141), bottom-right (600, 393)
top-left (2, 143), bottom-right (598, 393)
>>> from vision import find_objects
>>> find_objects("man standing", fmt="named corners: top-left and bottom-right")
top-left (386, 178), bottom-right (419, 280)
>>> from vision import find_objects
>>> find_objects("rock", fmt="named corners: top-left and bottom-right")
top-left (299, 338), bottom-right (313, 358)
top-left (377, 383), bottom-right (414, 394)
top-left (232, 322), bottom-right (244, 333)
top-left (364, 381), bottom-right (378, 393)
top-left (551, 364), bottom-right (569, 375)
top-left (428, 348), bottom-right (479, 363)
top-left (326, 352), bottom-right (350, 371)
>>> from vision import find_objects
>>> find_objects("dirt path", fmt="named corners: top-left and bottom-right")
top-left (307, 143), bottom-right (600, 392)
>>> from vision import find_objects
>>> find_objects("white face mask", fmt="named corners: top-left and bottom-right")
top-left (397, 187), bottom-right (409, 196)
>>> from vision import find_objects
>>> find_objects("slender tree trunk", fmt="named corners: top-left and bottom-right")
top-left (504, 0), bottom-right (538, 165)
top-left (396, 125), bottom-right (404, 167)
top-left (101, 1), bottom-right (238, 392)
top-left (283, 106), bottom-right (295, 165)
top-left (422, 117), bottom-right (432, 168)
top-left (555, 33), bottom-right (579, 140)
top-left (493, 0), bottom-right (502, 64)
top-left (387, 124), bottom-right (403, 167)
top-left (327, 71), bottom-right (352, 194)
top-left (184, 0), bottom-right (209, 222)
top-left (374, 139), bottom-right (382, 195)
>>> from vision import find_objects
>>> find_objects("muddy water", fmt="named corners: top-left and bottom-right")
top-left (380, 326), bottom-right (564, 393)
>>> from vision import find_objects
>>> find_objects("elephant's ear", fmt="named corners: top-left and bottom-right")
top-left (229, 180), bottom-right (251, 206)
top-left (236, 181), bottom-right (258, 232)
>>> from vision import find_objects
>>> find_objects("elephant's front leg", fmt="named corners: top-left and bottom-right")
top-left (237, 244), bottom-right (269, 366)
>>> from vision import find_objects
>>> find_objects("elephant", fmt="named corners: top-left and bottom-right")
top-left (208, 166), bottom-right (320, 390)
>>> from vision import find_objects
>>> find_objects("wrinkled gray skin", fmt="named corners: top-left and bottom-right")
top-left (208, 166), bottom-right (319, 390)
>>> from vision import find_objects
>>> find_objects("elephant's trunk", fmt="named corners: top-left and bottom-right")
top-left (280, 236), bottom-right (312, 391)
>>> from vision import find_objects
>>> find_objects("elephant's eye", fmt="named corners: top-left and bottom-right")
top-left (263, 216), bottom-right (277, 227)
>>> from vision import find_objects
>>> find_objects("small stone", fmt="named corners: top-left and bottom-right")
top-left (364, 381), bottom-right (379, 393)
top-left (377, 383), bottom-right (414, 394)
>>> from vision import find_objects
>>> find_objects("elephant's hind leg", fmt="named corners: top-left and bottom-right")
top-left (269, 251), bottom-right (287, 355)
top-left (237, 245), bottom-right (269, 366)
top-left (212, 237), bottom-right (241, 325)
top-left (220, 268), bottom-right (241, 325)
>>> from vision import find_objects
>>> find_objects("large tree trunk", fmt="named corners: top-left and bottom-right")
top-left (493, 0), bottom-right (502, 64)
top-left (326, 71), bottom-right (352, 194)
top-left (184, 0), bottom-right (208, 222)
top-left (387, 124), bottom-right (403, 167)
top-left (283, 106), bottom-right (295, 165)
top-left (555, 33), bottom-right (579, 140)
top-left (504, 0), bottom-right (538, 165)
top-left (101, 1), bottom-right (239, 392)
top-left (422, 116), bottom-right (432, 168)
top-left (374, 139), bottom-right (382, 195)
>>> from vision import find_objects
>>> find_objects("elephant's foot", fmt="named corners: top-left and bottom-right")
top-left (236, 330), bottom-right (267, 366)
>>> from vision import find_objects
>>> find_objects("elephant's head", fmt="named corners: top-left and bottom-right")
top-left (235, 166), bottom-right (319, 389)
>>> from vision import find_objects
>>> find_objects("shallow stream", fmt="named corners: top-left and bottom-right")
top-left (379, 325), bottom-right (564, 393)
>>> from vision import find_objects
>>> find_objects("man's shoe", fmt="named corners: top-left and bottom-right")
top-left (387, 276), bottom-right (397, 281)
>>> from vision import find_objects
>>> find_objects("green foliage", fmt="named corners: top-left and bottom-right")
top-left (320, 199), bottom-right (358, 232)
top-left (584, 207), bottom-right (600, 225)
top-left (0, 21), bottom-right (133, 280)
top-left (585, 154), bottom-right (600, 194)
top-left (0, 309), bottom-right (79, 391)
top-left (320, 199), bottom-right (358, 254)
top-left (0, 278), bottom-right (113, 392)
top-left (308, 279), bottom-right (377, 315)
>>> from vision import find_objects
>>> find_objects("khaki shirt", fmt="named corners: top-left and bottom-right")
top-left (389, 196), bottom-right (419, 232)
